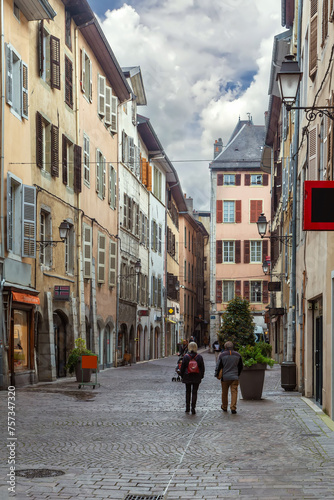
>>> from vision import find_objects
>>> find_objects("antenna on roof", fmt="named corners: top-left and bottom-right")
top-left (247, 112), bottom-right (251, 122)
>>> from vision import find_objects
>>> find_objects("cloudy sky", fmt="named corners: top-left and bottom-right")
top-left (89, 0), bottom-right (284, 210)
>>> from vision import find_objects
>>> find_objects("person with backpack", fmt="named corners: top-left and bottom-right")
top-left (180, 342), bottom-right (205, 414)
top-left (214, 341), bottom-right (243, 414)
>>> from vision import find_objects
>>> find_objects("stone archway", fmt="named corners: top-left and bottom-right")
top-left (117, 323), bottom-right (127, 366)
top-left (154, 326), bottom-right (161, 359)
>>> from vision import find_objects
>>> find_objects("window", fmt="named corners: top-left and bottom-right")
top-left (83, 134), bottom-right (90, 185)
top-left (250, 241), bottom-right (262, 263)
top-left (65, 223), bottom-right (74, 275)
top-left (13, 3), bottom-right (20, 21)
top-left (65, 56), bottom-right (73, 108)
top-left (108, 164), bottom-right (116, 209)
top-left (223, 281), bottom-right (235, 302)
top-left (96, 149), bottom-right (106, 198)
top-left (5, 43), bottom-right (28, 119)
top-left (40, 210), bottom-right (52, 267)
top-left (158, 225), bottom-right (162, 254)
top-left (250, 281), bottom-right (262, 302)
top-left (184, 260), bottom-right (187, 282)
top-left (39, 26), bottom-right (60, 90)
top-left (98, 74), bottom-right (118, 132)
top-left (151, 220), bottom-right (157, 251)
top-left (81, 50), bottom-right (92, 102)
top-left (83, 224), bottom-right (92, 278)
top-left (13, 310), bottom-right (29, 372)
top-left (224, 174), bottom-right (235, 185)
top-left (7, 174), bottom-right (36, 258)
top-left (63, 135), bottom-right (82, 192)
top-left (65, 10), bottom-right (72, 49)
top-left (223, 241), bottom-right (234, 263)
top-left (309, 0), bottom-right (318, 79)
top-left (153, 167), bottom-right (162, 200)
top-left (36, 112), bottom-right (59, 176)
top-left (184, 227), bottom-right (187, 247)
top-left (97, 232), bottom-right (106, 284)
top-left (251, 174), bottom-right (263, 185)
top-left (223, 201), bottom-right (235, 222)
top-left (204, 256), bottom-right (207, 271)
top-left (122, 131), bottom-right (139, 173)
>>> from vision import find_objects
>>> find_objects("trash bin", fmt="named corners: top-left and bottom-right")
top-left (281, 361), bottom-right (296, 391)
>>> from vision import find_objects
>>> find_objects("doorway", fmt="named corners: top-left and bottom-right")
top-left (315, 315), bottom-right (323, 405)
top-left (53, 312), bottom-right (67, 378)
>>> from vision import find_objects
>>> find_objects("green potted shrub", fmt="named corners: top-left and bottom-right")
top-left (218, 296), bottom-right (275, 400)
top-left (66, 338), bottom-right (96, 383)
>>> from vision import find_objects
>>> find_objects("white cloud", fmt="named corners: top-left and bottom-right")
top-left (99, 1), bottom-right (283, 209)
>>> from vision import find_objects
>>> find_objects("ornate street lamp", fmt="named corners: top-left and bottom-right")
top-left (277, 56), bottom-right (334, 121)
top-left (36, 220), bottom-right (70, 249)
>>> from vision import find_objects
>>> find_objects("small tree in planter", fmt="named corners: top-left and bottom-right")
top-left (66, 338), bottom-right (96, 382)
top-left (217, 296), bottom-right (255, 349)
top-left (218, 296), bottom-right (274, 400)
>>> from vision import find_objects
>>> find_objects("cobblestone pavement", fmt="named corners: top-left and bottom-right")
top-left (1, 350), bottom-right (334, 499)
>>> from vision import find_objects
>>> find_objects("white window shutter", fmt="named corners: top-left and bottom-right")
top-left (89, 59), bottom-right (93, 102)
top-left (98, 74), bottom-right (106, 116)
top-left (129, 137), bottom-right (135, 171)
top-left (308, 125), bottom-right (318, 180)
top-left (103, 156), bottom-right (106, 199)
top-left (21, 62), bottom-right (28, 119)
top-left (110, 96), bottom-right (117, 133)
top-left (22, 185), bottom-right (36, 258)
top-left (81, 49), bottom-right (86, 93)
top-left (109, 240), bottom-right (116, 287)
top-left (83, 224), bottom-right (92, 278)
top-left (6, 44), bottom-right (13, 106)
top-left (105, 86), bottom-right (112, 125)
top-left (98, 233), bottom-right (106, 283)
top-left (135, 144), bottom-right (140, 177)
top-left (96, 149), bottom-right (100, 193)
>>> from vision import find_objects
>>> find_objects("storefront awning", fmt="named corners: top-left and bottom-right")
top-left (12, 292), bottom-right (40, 305)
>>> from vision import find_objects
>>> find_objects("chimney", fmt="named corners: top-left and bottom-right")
top-left (214, 138), bottom-right (223, 159)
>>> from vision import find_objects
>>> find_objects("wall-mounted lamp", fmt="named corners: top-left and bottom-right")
top-left (36, 220), bottom-right (70, 250)
top-left (277, 55), bottom-right (334, 121)
top-left (256, 213), bottom-right (292, 247)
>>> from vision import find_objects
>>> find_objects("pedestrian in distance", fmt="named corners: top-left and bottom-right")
top-left (178, 339), bottom-right (188, 357)
top-left (203, 335), bottom-right (209, 348)
top-left (180, 342), bottom-right (205, 415)
top-left (215, 341), bottom-right (243, 414)
top-left (212, 339), bottom-right (221, 362)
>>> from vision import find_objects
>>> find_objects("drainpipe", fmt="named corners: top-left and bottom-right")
top-left (0, 0), bottom-right (5, 389)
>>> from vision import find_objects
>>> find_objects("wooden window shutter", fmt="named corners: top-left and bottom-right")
top-left (217, 174), bottom-right (223, 186)
top-left (62, 134), bottom-right (68, 185)
top-left (244, 240), bottom-right (250, 263)
top-left (110, 96), bottom-right (117, 133)
top-left (250, 200), bottom-right (256, 223)
top-left (98, 233), bottom-right (106, 284)
top-left (102, 156), bottom-right (106, 199)
top-left (81, 49), bottom-right (86, 93)
top-left (235, 240), bottom-right (241, 263)
top-left (65, 56), bottom-right (73, 107)
top-left (98, 74), bottom-right (106, 116)
top-left (147, 164), bottom-right (152, 191)
top-left (309, 0), bottom-right (318, 79)
top-left (109, 240), bottom-right (116, 287)
top-left (105, 86), bottom-right (112, 125)
top-left (235, 280), bottom-right (241, 297)
top-left (74, 144), bottom-right (82, 193)
top-left (216, 200), bottom-right (223, 223)
top-left (83, 225), bottom-right (92, 278)
top-left (51, 124), bottom-right (59, 177)
top-left (322, 0), bottom-right (328, 46)
top-left (22, 185), bottom-right (36, 258)
top-left (263, 174), bottom-right (268, 186)
top-left (245, 174), bottom-right (250, 186)
top-left (235, 200), bottom-right (242, 223)
top-left (243, 280), bottom-right (250, 300)
top-left (262, 280), bottom-right (269, 303)
top-left (22, 62), bottom-right (28, 119)
top-left (216, 280), bottom-right (222, 303)
top-left (216, 240), bottom-right (222, 264)
top-left (38, 21), bottom-right (44, 77)
top-left (50, 36), bottom-right (60, 89)
top-left (262, 239), bottom-right (268, 260)
top-left (308, 125), bottom-right (318, 180)
top-left (36, 112), bottom-right (43, 169)
top-left (236, 174), bottom-right (241, 186)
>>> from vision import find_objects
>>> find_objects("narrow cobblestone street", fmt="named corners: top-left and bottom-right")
top-left (1, 350), bottom-right (334, 499)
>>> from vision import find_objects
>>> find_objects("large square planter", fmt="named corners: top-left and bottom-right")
top-left (239, 363), bottom-right (267, 400)
top-left (75, 362), bottom-right (92, 383)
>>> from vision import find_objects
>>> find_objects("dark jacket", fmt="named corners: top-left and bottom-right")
top-left (180, 352), bottom-right (205, 384)
top-left (215, 349), bottom-right (243, 381)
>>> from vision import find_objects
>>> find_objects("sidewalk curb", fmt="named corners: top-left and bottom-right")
top-left (301, 396), bottom-right (334, 431)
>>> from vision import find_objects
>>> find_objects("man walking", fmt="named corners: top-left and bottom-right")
top-left (215, 341), bottom-right (243, 414)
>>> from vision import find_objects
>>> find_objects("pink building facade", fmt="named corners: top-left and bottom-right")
top-left (210, 120), bottom-right (271, 344)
